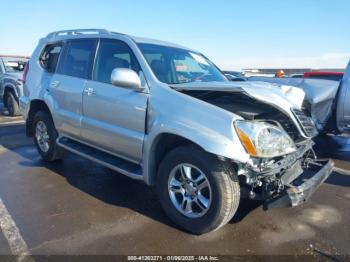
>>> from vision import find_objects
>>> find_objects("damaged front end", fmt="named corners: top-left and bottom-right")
top-left (237, 139), bottom-right (333, 208)
top-left (173, 82), bottom-right (333, 208)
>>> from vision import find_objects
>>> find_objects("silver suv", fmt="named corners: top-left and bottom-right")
top-left (20, 29), bottom-right (333, 234)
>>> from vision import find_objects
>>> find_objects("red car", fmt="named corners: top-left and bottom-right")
top-left (303, 71), bottom-right (344, 81)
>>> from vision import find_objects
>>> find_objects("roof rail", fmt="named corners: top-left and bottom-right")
top-left (0, 55), bottom-right (30, 59)
top-left (46, 29), bottom-right (110, 39)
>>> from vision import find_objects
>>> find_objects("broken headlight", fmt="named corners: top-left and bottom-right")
top-left (235, 121), bottom-right (296, 158)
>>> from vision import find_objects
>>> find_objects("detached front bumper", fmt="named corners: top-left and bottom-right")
top-left (265, 159), bottom-right (334, 209)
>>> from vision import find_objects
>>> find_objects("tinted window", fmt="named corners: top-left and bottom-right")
top-left (57, 39), bottom-right (97, 79)
top-left (93, 39), bottom-right (140, 84)
top-left (40, 44), bottom-right (62, 73)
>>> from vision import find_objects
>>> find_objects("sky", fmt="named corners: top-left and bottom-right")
top-left (0, 0), bottom-right (349, 70)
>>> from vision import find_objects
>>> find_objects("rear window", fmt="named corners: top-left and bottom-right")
top-left (56, 39), bottom-right (97, 79)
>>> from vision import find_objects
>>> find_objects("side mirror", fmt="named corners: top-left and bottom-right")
top-left (111, 68), bottom-right (142, 91)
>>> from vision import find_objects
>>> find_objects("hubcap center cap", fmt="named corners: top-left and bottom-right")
top-left (184, 183), bottom-right (196, 196)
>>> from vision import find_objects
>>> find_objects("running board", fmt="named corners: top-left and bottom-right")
top-left (57, 137), bottom-right (143, 180)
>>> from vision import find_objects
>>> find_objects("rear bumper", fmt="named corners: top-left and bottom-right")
top-left (264, 159), bottom-right (334, 209)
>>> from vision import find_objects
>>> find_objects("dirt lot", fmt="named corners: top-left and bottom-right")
top-left (0, 102), bottom-right (349, 260)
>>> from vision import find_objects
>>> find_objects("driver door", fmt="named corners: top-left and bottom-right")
top-left (81, 39), bottom-right (148, 163)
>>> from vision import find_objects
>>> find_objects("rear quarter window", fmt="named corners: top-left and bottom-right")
top-left (39, 43), bottom-right (63, 73)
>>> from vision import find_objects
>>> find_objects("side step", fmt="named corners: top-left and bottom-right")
top-left (57, 137), bottom-right (143, 180)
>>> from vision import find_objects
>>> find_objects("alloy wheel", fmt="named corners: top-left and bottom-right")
top-left (168, 163), bottom-right (212, 218)
top-left (35, 121), bottom-right (50, 152)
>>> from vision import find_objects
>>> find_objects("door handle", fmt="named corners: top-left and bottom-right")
top-left (84, 87), bottom-right (96, 96)
top-left (50, 81), bottom-right (60, 88)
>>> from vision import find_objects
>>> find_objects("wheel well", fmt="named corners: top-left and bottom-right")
top-left (149, 133), bottom-right (201, 186)
top-left (26, 100), bottom-right (51, 137)
top-left (3, 86), bottom-right (17, 106)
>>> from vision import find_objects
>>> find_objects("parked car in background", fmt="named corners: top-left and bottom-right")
top-left (0, 55), bottom-right (29, 116)
top-left (303, 71), bottom-right (344, 81)
top-left (20, 29), bottom-right (333, 234)
top-left (289, 74), bottom-right (304, 78)
top-left (222, 70), bottom-right (245, 78)
top-left (222, 70), bottom-right (247, 81)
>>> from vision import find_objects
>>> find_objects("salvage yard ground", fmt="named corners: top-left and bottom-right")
top-left (0, 102), bottom-right (349, 259)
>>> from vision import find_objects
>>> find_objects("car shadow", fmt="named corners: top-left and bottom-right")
top-left (16, 151), bottom-right (184, 231)
top-left (325, 171), bottom-right (350, 187)
top-left (313, 134), bottom-right (350, 187)
top-left (314, 134), bottom-right (350, 161)
top-left (229, 199), bottom-right (262, 224)
top-left (15, 148), bottom-right (263, 231)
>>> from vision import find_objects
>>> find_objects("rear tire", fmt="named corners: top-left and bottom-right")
top-left (33, 111), bottom-right (64, 162)
top-left (6, 92), bottom-right (20, 116)
top-left (156, 145), bottom-right (240, 234)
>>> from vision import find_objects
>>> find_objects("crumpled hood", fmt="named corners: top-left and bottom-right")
top-left (171, 81), bottom-right (305, 113)
top-left (247, 76), bottom-right (340, 131)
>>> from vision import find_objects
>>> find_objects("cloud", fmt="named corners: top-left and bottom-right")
top-left (219, 52), bottom-right (350, 70)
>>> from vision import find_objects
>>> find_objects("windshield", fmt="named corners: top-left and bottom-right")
top-left (138, 43), bottom-right (227, 84)
top-left (2, 57), bottom-right (28, 73)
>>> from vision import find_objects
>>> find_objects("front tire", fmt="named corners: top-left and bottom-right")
top-left (6, 92), bottom-right (20, 116)
top-left (33, 111), bottom-right (64, 162)
top-left (157, 145), bottom-right (240, 234)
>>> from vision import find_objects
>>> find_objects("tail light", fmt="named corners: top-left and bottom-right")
top-left (22, 62), bottom-right (29, 83)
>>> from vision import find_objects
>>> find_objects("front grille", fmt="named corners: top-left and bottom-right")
top-left (278, 118), bottom-right (300, 141)
top-left (291, 109), bottom-right (318, 137)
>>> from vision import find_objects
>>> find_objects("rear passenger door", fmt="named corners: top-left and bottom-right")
top-left (49, 39), bottom-right (97, 139)
top-left (81, 38), bottom-right (148, 163)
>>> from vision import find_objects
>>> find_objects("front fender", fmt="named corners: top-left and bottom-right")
top-left (142, 118), bottom-right (249, 185)
top-left (149, 116), bottom-right (248, 160)
top-left (141, 86), bottom-right (250, 185)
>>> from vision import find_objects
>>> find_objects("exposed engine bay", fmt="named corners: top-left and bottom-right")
top-left (181, 89), bottom-right (321, 203)
top-left (182, 90), bottom-right (307, 142)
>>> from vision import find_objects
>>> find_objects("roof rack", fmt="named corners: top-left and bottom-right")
top-left (0, 54), bottom-right (30, 59)
top-left (46, 29), bottom-right (110, 39)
